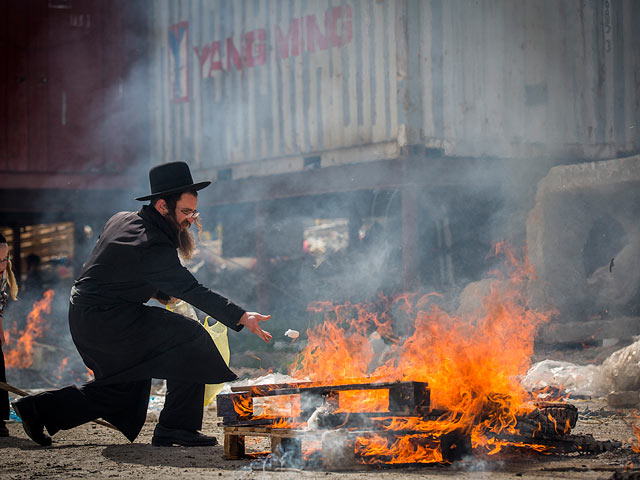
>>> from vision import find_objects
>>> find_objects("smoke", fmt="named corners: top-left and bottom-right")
top-left (7, 0), bottom-right (639, 385)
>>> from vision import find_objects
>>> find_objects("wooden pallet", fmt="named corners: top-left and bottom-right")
top-left (222, 419), bottom-right (611, 471)
top-left (217, 380), bottom-right (430, 426)
top-left (223, 425), bottom-right (305, 462)
top-left (222, 424), bottom-right (468, 469)
top-left (218, 381), bottom-right (586, 469)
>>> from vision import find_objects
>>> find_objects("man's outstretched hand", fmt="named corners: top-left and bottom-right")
top-left (239, 312), bottom-right (272, 343)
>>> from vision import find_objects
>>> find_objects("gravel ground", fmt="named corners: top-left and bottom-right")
top-left (1, 394), bottom-right (639, 480)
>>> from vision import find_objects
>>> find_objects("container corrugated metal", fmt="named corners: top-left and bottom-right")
top-left (148, 0), bottom-right (639, 178)
top-left (149, 0), bottom-right (400, 178)
top-left (418, 0), bottom-right (640, 159)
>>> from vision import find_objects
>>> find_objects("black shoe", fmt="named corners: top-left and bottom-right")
top-left (0, 420), bottom-right (8, 437)
top-left (151, 424), bottom-right (218, 447)
top-left (11, 397), bottom-right (52, 446)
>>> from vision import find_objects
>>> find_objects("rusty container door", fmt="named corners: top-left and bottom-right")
top-left (48, 0), bottom-right (107, 173)
top-left (0, 0), bottom-right (148, 190)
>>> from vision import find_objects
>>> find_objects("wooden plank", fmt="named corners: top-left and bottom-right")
top-left (388, 381), bottom-right (430, 415)
top-left (321, 428), bottom-right (468, 469)
top-left (516, 402), bottom-right (578, 437)
top-left (270, 380), bottom-right (428, 396)
top-left (321, 430), bottom-right (360, 471)
top-left (223, 426), bottom-right (307, 439)
top-left (224, 433), bottom-right (245, 459)
top-left (230, 381), bottom-right (313, 393)
top-left (220, 381), bottom-right (431, 426)
top-left (228, 380), bottom-right (428, 397)
top-left (216, 391), bottom-right (253, 424)
top-left (270, 436), bottom-right (302, 464)
top-left (219, 418), bottom-right (275, 427)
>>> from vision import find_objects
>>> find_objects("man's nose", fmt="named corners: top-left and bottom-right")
top-left (186, 216), bottom-right (195, 224)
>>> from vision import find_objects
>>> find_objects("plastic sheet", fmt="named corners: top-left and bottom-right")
top-left (167, 300), bottom-right (230, 406)
top-left (523, 359), bottom-right (611, 398)
top-left (601, 338), bottom-right (640, 392)
top-left (202, 317), bottom-right (230, 406)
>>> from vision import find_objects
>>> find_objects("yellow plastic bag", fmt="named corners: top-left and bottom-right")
top-left (202, 316), bottom-right (230, 406)
top-left (166, 301), bottom-right (230, 406)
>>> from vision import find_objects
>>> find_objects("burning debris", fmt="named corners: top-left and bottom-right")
top-left (4, 289), bottom-right (55, 369)
top-left (216, 246), bottom-right (621, 469)
top-left (217, 380), bottom-right (619, 470)
top-left (3, 289), bottom-right (92, 387)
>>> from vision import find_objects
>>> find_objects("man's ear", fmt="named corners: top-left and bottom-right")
top-left (154, 199), bottom-right (167, 215)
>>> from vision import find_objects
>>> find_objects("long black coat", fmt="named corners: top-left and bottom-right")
top-left (69, 205), bottom-right (246, 438)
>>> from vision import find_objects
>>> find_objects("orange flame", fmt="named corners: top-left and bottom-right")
top-left (336, 389), bottom-right (389, 413)
top-left (272, 417), bottom-right (306, 429)
top-left (631, 412), bottom-right (640, 453)
top-left (232, 393), bottom-right (253, 417)
top-left (288, 246), bottom-right (556, 461)
top-left (253, 394), bottom-right (301, 418)
top-left (355, 433), bottom-right (444, 464)
top-left (56, 357), bottom-right (69, 380)
top-left (5, 290), bottom-right (55, 368)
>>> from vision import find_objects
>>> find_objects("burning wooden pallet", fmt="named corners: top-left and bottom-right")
top-left (218, 380), bottom-right (430, 425)
top-left (216, 379), bottom-right (614, 469)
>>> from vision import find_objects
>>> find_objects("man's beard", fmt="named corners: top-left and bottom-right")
top-left (178, 228), bottom-right (196, 260)
top-left (166, 213), bottom-right (197, 260)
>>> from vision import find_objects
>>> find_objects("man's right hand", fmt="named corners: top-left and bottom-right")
top-left (239, 312), bottom-right (272, 343)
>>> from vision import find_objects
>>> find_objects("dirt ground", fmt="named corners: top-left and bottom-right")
top-left (1, 384), bottom-right (639, 480)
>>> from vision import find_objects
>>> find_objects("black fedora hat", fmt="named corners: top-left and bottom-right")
top-left (135, 161), bottom-right (211, 201)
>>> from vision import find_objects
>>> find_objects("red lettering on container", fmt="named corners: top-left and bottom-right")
top-left (329, 5), bottom-right (352, 47)
top-left (306, 14), bottom-right (328, 53)
top-left (193, 44), bottom-right (210, 70)
top-left (226, 38), bottom-right (243, 70)
top-left (191, 3), bottom-right (354, 75)
top-left (208, 41), bottom-right (223, 74)
top-left (245, 29), bottom-right (267, 67)
top-left (277, 18), bottom-right (300, 59)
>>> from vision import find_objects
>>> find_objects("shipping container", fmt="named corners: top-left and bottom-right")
top-left (0, 0), bottom-right (150, 192)
top-left (0, 0), bottom-right (638, 333)
top-left (147, 0), bottom-right (640, 182)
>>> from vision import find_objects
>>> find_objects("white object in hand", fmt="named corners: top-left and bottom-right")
top-left (285, 329), bottom-right (299, 339)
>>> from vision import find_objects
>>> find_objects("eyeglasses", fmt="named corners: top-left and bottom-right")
top-left (180, 208), bottom-right (200, 219)
top-left (0, 256), bottom-right (9, 264)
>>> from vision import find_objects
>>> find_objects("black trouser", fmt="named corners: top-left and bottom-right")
top-left (31, 379), bottom-right (205, 441)
top-left (0, 346), bottom-right (9, 420)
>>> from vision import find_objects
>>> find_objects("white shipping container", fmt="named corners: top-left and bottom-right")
top-left (147, 0), bottom-right (640, 179)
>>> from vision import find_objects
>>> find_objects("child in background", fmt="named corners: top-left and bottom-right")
top-left (0, 233), bottom-right (19, 436)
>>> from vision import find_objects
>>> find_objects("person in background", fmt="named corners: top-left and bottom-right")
top-left (12, 162), bottom-right (272, 448)
top-left (23, 253), bottom-right (44, 294)
top-left (0, 233), bottom-right (19, 437)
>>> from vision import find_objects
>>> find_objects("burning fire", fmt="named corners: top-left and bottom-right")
top-left (281, 244), bottom-right (556, 462)
top-left (631, 412), bottom-right (640, 453)
top-left (336, 389), bottom-right (388, 413)
top-left (4, 289), bottom-right (55, 368)
top-left (355, 433), bottom-right (445, 464)
top-left (56, 357), bottom-right (69, 380)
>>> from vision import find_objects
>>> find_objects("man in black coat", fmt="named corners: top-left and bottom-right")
top-left (12, 162), bottom-right (271, 447)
